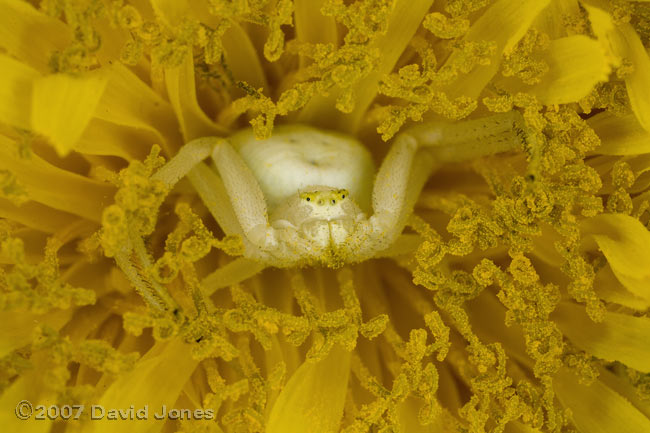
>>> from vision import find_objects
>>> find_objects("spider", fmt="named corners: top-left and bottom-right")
top-left (154, 112), bottom-right (526, 269)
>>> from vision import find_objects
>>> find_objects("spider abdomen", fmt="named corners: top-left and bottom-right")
top-left (229, 125), bottom-right (375, 211)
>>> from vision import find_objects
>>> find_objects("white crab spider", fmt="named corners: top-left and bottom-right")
top-left (154, 112), bottom-right (525, 269)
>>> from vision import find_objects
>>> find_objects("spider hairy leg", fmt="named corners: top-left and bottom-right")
top-left (354, 133), bottom-right (436, 255)
top-left (186, 163), bottom-right (243, 237)
top-left (150, 136), bottom-right (273, 265)
top-left (371, 133), bottom-right (421, 227)
top-left (347, 112), bottom-right (530, 260)
top-left (406, 111), bottom-right (529, 162)
top-left (210, 140), bottom-right (275, 249)
top-left (152, 137), bottom-right (214, 187)
top-left (152, 137), bottom-right (245, 239)
top-left (159, 136), bottom-right (278, 252)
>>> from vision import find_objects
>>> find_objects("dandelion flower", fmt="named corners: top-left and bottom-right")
top-left (1, 1), bottom-right (650, 433)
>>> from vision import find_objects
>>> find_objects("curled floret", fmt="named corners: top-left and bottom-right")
top-left (423, 12), bottom-right (470, 39)
top-left (0, 170), bottom-right (28, 206)
top-left (99, 146), bottom-right (168, 257)
top-left (0, 228), bottom-right (95, 314)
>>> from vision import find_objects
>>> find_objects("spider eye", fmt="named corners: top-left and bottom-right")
top-left (341, 195), bottom-right (345, 199)
top-left (331, 199), bottom-right (336, 204)
top-left (306, 197), bottom-right (310, 202)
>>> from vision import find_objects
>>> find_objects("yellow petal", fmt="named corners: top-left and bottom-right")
top-left (266, 346), bottom-right (351, 433)
top-left (554, 367), bottom-right (650, 433)
top-left (597, 366), bottom-right (650, 420)
top-left (298, 0), bottom-right (435, 132)
top-left (583, 1), bottom-right (650, 132)
top-left (93, 16), bottom-right (128, 66)
top-left (582, 0), bottom-right (621, 65)
top-left (96, 64), bottom-right (181, 152)
top-left (202, 257), bottom-right (266, 296)
top-left (222, 23), bottom-right (270, 94)
top-left (0, 310), bottom-right (72, 358)
top-left (528, 35), bottom-right (610, 104)
top-left (155, 0), bottom-right (269, 97)
top-left (533, 0), bottom-right (581, 39)
top-left (31, 72), bottom-right (108, 156)
top-left (75, 118), bottom-right (156, 160)
top-left (554, 301), bottom-right (650, 372)
top-left (149, 0), bottom-right (190, 28)
top-left (0, 54), bottom-right (40, 130)
top-left (613, 24), bottom-right (650, 133)
top-left (0, 200), bottom-right (77, 234)
top-left (398, 396), bottom-right (445, 432)
top-left (165, 54), bottom-right (227, 142)
top-left (0, 372), bottom-right (54, 433)
top-left (446, 0), bottom-right (552, 99)
top-left (588, 111), bottom-right (650, 155)
top-left (0, 135), bottom-right (114, 222)
top-left (467, 291), bottom-right (529, 363)
top-left (581, 213), bottom-right (650, 303)
top-left (0, 311), bottom-right (74, 433)
top-left (344, 0), bottom-right (435, 132)
top-left (0, 0), bottom-right (71, 71)
top-left (86, 338), bottom-right (199, 433)
top-left (295, 0), bottom-right (338, 47)
top-left (594, 264), bottom-right (650, 311)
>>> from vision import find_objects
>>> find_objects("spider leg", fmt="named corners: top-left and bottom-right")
top-left (154, 137), bottom-right (244, 237)
top-left (151, 137), bottom-right (239, 234)
top-left (153, 137), bottom-right (214, 188)
top-left (210, 139), bottom-right (279, 251)
top-left (341, 133), bottom-right (436, 261)
top-left (186, 163), bottom-right (243, 236)
top-left (350, 112), bottom-right (530, 258)
top-left (369, 134), bottom-right (437, 245)
top-left (406, 110), bottom-right (531, 162)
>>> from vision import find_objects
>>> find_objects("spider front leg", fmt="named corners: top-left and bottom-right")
top-left (351, 112), bottom-right (530, 258)
top-left (209, 140), bottom-right (280, 253)
top-left (406, 110), bottom-right (531, 163)
top-left (153, 137), bottom-right (248, 240)
top-left (155, 137), bottom-right (287, 263)
top-left (210, 142), bottom-right (267, 237)
top-left (209, 140), bottom-right (315, 265)
top-left (353, 133), bottom-right (436, 255)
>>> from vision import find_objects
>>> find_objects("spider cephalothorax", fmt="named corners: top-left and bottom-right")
top-left (157, 113), bottom-right (524, 268)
